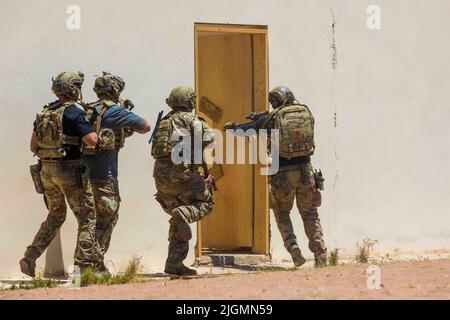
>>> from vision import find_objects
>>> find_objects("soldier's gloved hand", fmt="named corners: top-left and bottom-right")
top-left (204, 174), bottom-right (218, 191)
top-left (123, 99), bottom-right (135, 111)
top-left (204, 174), bottom-right (213, 184)
top-left (123, 128), bottom-right (134, 138)
top-left (246, 112), bottom-right (257, 121)
top-left (223, 122), bottom-right (237, 130)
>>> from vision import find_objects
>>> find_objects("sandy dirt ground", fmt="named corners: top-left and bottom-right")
top-left (1, 259), bottom-right (449, 300)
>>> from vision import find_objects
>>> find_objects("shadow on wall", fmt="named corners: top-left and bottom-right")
top-left (44, 231), bottom-right (65, 277)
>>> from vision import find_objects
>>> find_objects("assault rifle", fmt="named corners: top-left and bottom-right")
top-left (224, 110), bottom-right (269, 131)
top-left (246, 110), bottom-right (269, 121)
top-left (148, 110), bottom-right (164, 144)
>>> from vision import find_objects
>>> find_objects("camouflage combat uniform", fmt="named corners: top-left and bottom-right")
top-left (90, 178), bottom-right (120, 256)
top-left (82, 97), bottom-right (125, 258)
top-left (153, 160), bottom-right (214, 268)
top-left (21, 71), bottom-right (102, 277)
top-left (152, 87), bottom-right (214, 275)
top-left (225, 86), bottom-right (327, 267)
top-left (82, 72), bottom-right (147, 268)
top-left (269, 162), bottom-right (326, 262)
top-left (25, 158), bottom-right (100, 268)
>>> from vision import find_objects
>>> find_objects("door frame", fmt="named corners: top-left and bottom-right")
top-left (194, 22), bottom-right (270, 256)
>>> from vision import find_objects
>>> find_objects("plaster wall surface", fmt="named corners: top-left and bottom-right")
top-left (0, 0), bottom-right (449, 276)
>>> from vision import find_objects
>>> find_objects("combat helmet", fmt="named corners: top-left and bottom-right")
top-left (166, 86), bottom-right (196, 110)
top-left (51, 71), bottom-right (84, 101)
top-left (93, 71), bottom-right (125, 101)
top-left (269, 86), bottom-right (296, 108)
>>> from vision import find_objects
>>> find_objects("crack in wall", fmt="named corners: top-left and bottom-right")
top-left (330, 2), bottom-right (339, 245)
top-left (330, 3), bottom-right (338, 161)
top-left (333, 169), bottom-right (339, 190)
top-left (331, 5), bottom-right (337, 71)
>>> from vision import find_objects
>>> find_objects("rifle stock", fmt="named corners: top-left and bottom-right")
top-left (148, 110), bottom-right (164, 144)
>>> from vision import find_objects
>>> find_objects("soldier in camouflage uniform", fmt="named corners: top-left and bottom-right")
top-left (151, 86), bottom-right (215, 276)
top-left (82, 72), bottom-right (150, 273)
top-left (20, 71), bottom-right (102, 277)
top-left (225, 86), bottom-right (327, 267)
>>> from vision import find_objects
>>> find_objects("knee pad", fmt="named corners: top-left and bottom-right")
top-left (97, 196), bottom-right (120, 217)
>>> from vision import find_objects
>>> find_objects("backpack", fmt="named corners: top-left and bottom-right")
top-left (151, 114), bottom-right (173, 160)
top-left (151, 111), bottom-right (198, 160)
top-left (272, 104), bottom-right (315, 159)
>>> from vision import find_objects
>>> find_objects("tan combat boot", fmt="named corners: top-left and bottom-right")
top-left (164, 263), bottom-right (197, 276)
top-left (314, 252), bottom-right (328, 268)
top-left (96, 262), bottom-right (112, 277)
top-left (290, 247), bottom-right (307, 267)
top-left (19, 257), bottom-right (36, 278)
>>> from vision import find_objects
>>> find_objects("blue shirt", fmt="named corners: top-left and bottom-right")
top-left (82, 105), bottom-right (146, 180)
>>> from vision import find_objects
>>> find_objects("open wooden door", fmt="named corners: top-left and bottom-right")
top-left (194, 23), bottom-right (269, 256)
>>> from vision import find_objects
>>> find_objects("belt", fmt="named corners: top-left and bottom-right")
top-left (40, 159), bottom-right (80, 164)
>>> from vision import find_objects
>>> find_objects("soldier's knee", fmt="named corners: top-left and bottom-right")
top-left (176, 200), bottom-right (213, 224)
top-left (96, 213), bottom-right (116, 231)
top-left (97, 196), bottom-right (120, 217)
top-left (76, 209), bottom-right (96, 227)
top-left (270, 191), bottom-right (294, 213)
top-left (48, 214), bottom-right (66, 228)
top-left (271, 201), bottom-right (292, 214)
top-left (47, 197), bottom-right (67, 216)
top-left (168, 223), bottom-right (176, 241)
top-left (78, 236), bottom-right (94, 251)
top-left (194, 200), bottom-right (214, 221)
top-left (155, 192), bottom-right (178, 214)
top-left (312, 190), bottom-right (322, 207)
top-left (47, 198), bottom-right (67, 223)
top-left (274, 211), bottom-right (291, 222)
top-left (300, 209), bottom-right (319, 222)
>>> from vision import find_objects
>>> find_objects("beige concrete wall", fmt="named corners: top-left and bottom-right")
top-left (0, 0), bottom-right (449, 277)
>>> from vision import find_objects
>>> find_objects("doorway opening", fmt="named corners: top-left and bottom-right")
top-left (194, 23), bottom-right (270, 258)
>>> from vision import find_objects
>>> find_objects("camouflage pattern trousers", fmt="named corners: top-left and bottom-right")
top-left (269, 162), bottom-right (326, 258)
top-left (153, 160), bottom-right (214, 266)
top-left (25, 160), bottom-right (102, 268)
top-left (91, 178), bottom-right (120, 258)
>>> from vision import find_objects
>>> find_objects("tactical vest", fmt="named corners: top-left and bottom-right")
top-left (151, 111), bottom-right (198, 160)
top-left (35, 101), bottom-right (81, 159)
top-left (266, 104), bottom-right (315, 159)
top-left (82, 100), bottom-right (126, 155)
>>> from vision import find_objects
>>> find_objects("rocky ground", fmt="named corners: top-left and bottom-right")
top-left (1, 258), bottom-right (449, 300)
